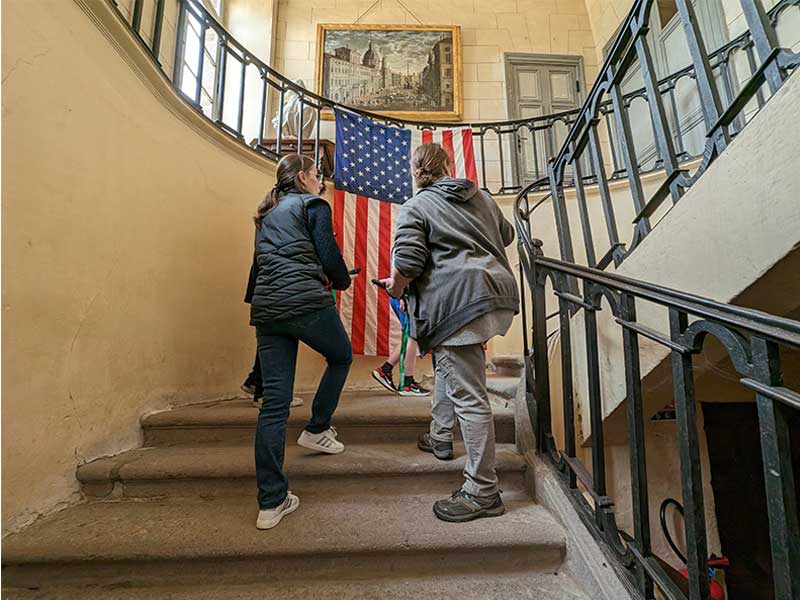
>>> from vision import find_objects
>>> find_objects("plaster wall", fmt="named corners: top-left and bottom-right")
top-left (1, 0), bottom-right (400, 534)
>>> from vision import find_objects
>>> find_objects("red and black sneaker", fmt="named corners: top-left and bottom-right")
top-left (371, 367), bottom-right (396, 393)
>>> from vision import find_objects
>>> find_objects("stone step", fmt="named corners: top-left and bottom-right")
top-left (78, 442), bottom-right (527, 499)
top-left (142, 393), bottom-right (516, 446)
top-left (2, 492), bottom-right (567, 591)
top-left (490, 354), bottom-right (525, 377)
top-left (2, 571), bottom-right (588, 599)
top-left (487, 375), bottom-right (521, 401)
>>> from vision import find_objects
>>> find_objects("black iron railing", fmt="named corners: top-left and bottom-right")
top-left (514, 229), bottom-right (800, 600)
top-left (517, 0), bottom-right (799, 269)
top-left (111, 0), bottom-right (796, 198)
top-left (514, 1), bottom-right (800, 598)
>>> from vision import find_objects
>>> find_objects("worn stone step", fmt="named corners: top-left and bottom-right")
top-left (487, 375), bottom-right (521, 401)
top-left (77, 442), bottom-right (528, 499)
top-left (142, 393), bottom-right (516, 446)
top-left (490, 354), bottom-right (525, 377)
top-left (2, 492), bottom-right (566, 590)
top-left (2, 571), bottom-right (588, 599)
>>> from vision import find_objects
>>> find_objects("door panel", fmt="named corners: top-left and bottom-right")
top-left (507, 57), bottom-right (581, 187)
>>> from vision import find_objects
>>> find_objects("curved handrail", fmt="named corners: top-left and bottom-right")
top-left (111, 0), bottom-right (796, 199)
top-left (516, 0), bottom-right (798, 268)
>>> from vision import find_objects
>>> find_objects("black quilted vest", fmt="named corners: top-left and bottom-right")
top-left (249, 191), bottom-right (334, 324)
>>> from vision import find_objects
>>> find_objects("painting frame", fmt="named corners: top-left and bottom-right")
top-left (315, 23), bottom-right (463, 122)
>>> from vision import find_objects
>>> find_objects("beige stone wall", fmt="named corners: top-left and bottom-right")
top-left (274, 0), bottom-right (598, 120)
top-left (583, 0), bottom-right (629, 61)
top-left (1, 0), bottom-right (398, 533)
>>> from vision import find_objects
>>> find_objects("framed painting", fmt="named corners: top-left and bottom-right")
top-left (315, 24), bottom-right (462, 121)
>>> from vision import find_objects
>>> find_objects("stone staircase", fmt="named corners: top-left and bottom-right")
top-left (2, 391), bottom-right (588, 599)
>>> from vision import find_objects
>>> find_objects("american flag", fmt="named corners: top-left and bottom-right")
top-left (332, 108), bottom-right (478, 356)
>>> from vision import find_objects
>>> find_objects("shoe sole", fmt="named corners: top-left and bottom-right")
top-left (371, 371), bottom-right (398, 393)
top-left (417, 439), bottom-right (454, 461)
top-left (399, 390), bottom-right (431, 397)
top-left (432, 503), bottom-right (506, 523)
top-left (256, 495), bottom-right (300, 530)
top-left (297, 436), bottom-right (345, 455)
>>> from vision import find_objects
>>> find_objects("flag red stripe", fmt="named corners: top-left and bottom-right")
top-left (350, 195), bottom-right (369, 354)
top-left (461, 129), bottom-right (478, 185)
top-left (421, 129), bottom-right (433, 145)
top-left (376, 201), bottom-right (392, 356)
top-left (441, 129), bottom-right (456, 177)
top-left (333, 189), bottom-right (345, 311)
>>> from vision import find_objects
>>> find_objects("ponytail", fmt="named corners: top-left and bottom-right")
top-left (254, 154), bottom-right (316, 225)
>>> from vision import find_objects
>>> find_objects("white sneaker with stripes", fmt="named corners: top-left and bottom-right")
top-left (297, 427), bottom-right (344, 454)
top-left (256, 492), bottom-right (300, 530)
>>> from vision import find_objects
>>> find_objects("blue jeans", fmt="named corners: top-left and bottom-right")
top-left (254, 306), bottom-right (353, 509)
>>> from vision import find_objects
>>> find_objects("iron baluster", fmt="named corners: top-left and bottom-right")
top-left (745, 41), bottom-right (768, 109)
top-left (212, 35), bottom-right (227, 123)
top-left (236, 58), bottom-right (246, 135)
top-left (570, 145), bottom-right (597, 268)
top-left (547, 163), bottom-right (576, 266)
top-left (620, 293), bottom-right (653, 598)
top-left (587, 123), bottom-right (623, 265)
top-left (751, 337), bottom-right (800, 599)
top-left (667, 84), bottom-right (688, 158)
top-left (668, 309), bottom-right (710, 600)
top-left (583, 286), bottom-right (608, 530)
top-left (531, 125), bottom-right (541, 180)
top-left (497, 128), bottom-right (507, 194)
top-left (557, 294), bottom-right (577, 490)
top-left (634, 34), bottom-right (683, 203)
top-left (257, 71), bottom-right (268, 148)
top-left (275, 84), bottom-right (285, 156)
top-left (609, 79), bottom-right (651, 238)
top-left (602, 110), bottom-right (622, 176)
top-left (314, 104), bottom-right (322, 169)
top-left (513, 126), bottom-right (524, 191)
top-left (297, 94), bottom-right (305, 155)
top-left (740, 0), bottom-right (786, 93)
top-left (674, 0), bottom-right (730, 153)
top-left (530, 241), bottom-right (552, 454)
top-left (479, 129), bottom-right (489, 192)
top-left (194, 17), bottom-right (208, 107)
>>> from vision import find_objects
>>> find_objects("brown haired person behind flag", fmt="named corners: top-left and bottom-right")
top-left (379, 142), bottom-right (519, 523)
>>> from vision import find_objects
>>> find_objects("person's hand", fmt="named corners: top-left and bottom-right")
top-left (378, 277), bottom-right (404, 299)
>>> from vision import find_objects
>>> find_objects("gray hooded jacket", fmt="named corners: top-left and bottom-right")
top-left (392, 177), bottom-right (519, 353)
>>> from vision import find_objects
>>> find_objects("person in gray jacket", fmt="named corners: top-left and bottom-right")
top-left (380, 143), bottom-right (519, 523)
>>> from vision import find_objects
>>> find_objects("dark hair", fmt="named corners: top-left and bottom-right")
top-left (254, 154), bottom-right (316, 225)
top-left (411, 143), bottom-right (451, 188)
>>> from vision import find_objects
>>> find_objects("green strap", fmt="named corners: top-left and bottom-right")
top-left (397, 296), bottom-right (410, 391)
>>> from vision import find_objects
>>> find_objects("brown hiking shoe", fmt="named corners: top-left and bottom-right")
top-left (417, 432), bottom-right (454, 460)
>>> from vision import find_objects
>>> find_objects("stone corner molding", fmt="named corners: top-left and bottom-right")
top-left (73, 0), bottom-right (276, 176)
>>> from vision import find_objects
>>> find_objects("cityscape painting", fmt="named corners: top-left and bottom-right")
top-left (316, 24), bottom-right (462, 121)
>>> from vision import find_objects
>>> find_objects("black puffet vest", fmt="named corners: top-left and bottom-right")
top-left (249, 191), bottom-right (334, 324)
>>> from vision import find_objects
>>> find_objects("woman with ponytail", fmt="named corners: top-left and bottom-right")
top-left (249, 154), bottom-right (352, 530)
